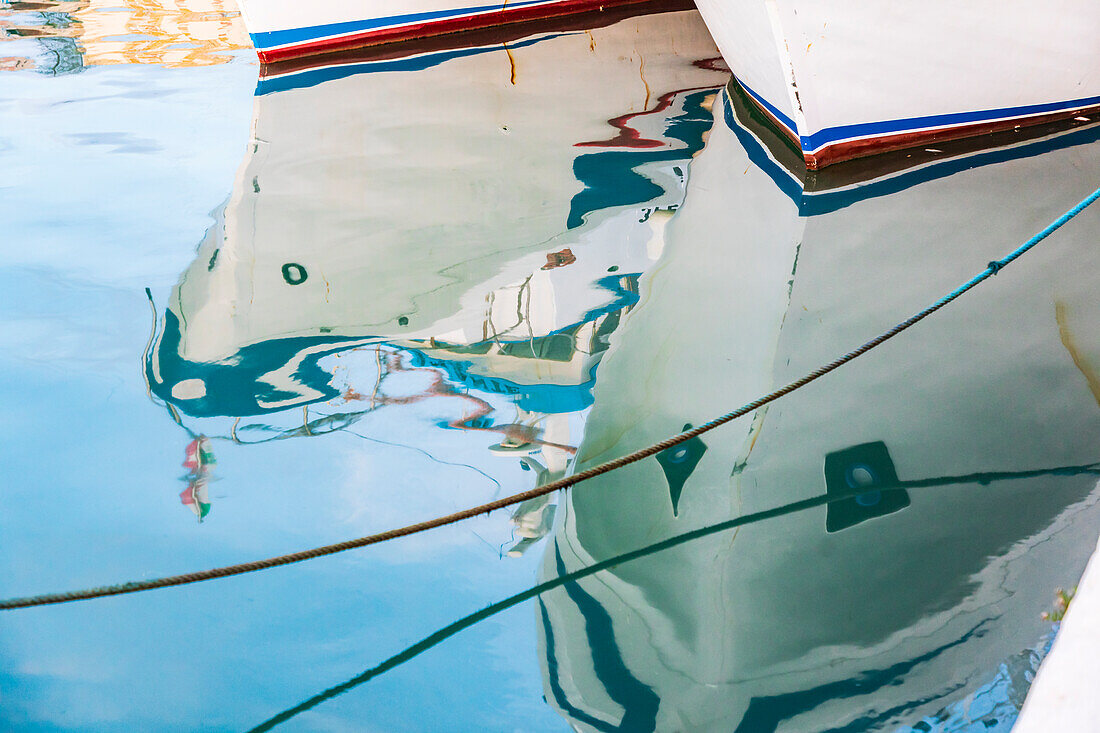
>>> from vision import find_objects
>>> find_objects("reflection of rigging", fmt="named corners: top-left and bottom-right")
top-left (143, 252), bottom-right (644, 538)
top-left (244, 459), bottom-right (1100, 733)
top-left (145, 284), bottom-right (610, 529)
top-left (343, 428), bottom-right (503, 495)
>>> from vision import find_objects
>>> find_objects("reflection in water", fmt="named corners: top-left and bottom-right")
top-left (249, 461), bottom-right (1100, 731)
top-left (144, 11), bottom-right (726, 542)
top-left (0, 0), bottom-right (248, 73)
top-left (179, 435), bottom-right (214, 521)
top-left (535, 84), bottom-right (1100, 732)
top-left (6, 3), bottom-right (1100, 729)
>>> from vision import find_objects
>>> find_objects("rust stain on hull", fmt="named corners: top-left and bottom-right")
top-left (503, 41), bottom-right (517, 85)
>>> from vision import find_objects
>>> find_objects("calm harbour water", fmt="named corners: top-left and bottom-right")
top-left (2, 4), bottom-right (1100, 732)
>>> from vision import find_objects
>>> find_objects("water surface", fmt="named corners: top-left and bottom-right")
top-left (2, 4), bottom-right (1100, 732)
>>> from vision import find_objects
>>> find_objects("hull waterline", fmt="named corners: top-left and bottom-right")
top-left (237, 0), bottom-right (691, 63)
top-left (692, 0), bottom-right (1100, 168)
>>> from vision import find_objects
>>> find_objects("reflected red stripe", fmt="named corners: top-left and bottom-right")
top-left (576, 92), bottom-right (678, 149)
top-left (576, 73), bottom-right (723, 150)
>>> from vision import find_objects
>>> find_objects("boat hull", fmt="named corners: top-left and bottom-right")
top-left (536, 84), bottom-right (1100, 731)
top-left (237, 0), bottom-right (681, 62)
top-left (146, 10), bottom-right (726, 418)
top-left (692, 0), bottom-right (1100, 167)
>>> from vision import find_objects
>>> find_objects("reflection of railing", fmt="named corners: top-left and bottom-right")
top-left (146, 270), bottom-right (640, 421)
top-left (144, 267), bottom-right (637, 529)
top-left (150, 341), bottom-right (584, 524)
top-left (243, 460), bottom-right (1100, 732)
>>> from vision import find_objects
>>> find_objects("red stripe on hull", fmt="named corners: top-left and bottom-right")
top-left (258, 0), bottom-right (664, 63)
top-left (733, 76), bottom-right (1100, 170)
top-left (261, 0), bottom-right (695, 76)
top-left (807, 105), bottom-right (1100, 169)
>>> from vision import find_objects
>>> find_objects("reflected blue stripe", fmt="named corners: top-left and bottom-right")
top-left (553, 548), bottom-right (661, 731)
top-left (567, 88), bottom-right (717, 228)
top-left (733, 620), bottom-right (993, 733)
top-left (253, 0), bottom-right (554, 49)
top-left (721, 93), bottom-right (804, 204)
top-left (256, 34), bottom-right (556, 95)
top-left (734, 76), bottom-right (1100, 154)
top-left (736, 77), bottom-right (798, 135)
top-left (722, 91), bottom-right (1100, 217)
top-left (539, 600), bottom-right (622, 733)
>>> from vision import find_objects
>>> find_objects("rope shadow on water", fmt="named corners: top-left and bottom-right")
top-left (247, 461), bottom-right (1100, 732)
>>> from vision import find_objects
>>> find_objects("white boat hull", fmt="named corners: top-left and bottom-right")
top-left (692, 0), bottom-right (1100, 167)
top-left (237, 0), bottom-right (686, 62)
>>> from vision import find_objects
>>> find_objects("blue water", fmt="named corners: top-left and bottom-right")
top-left (3, 5), bottom-right (1100, 732)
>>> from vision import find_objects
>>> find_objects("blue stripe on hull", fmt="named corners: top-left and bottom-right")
top-left (734, 76), bottom-right (1100, 156)
top-left (804, 95), bottom-right (1100, 153)
top-left (252, 0), bottom-right (555, 50)
top-left (736, 78), bottom-right (799, 138)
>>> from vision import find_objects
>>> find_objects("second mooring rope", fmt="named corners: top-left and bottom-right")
top-left (2, 185), bottom-right (1098, 611)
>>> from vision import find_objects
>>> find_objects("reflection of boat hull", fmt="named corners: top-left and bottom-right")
top-left (147, 12), bottom-right (727, 418)
top-left (692, 0), bottom-right (1100, 168)
top-left (238, 0), bottom-right (681, 62)
top-left (537, 86), bottom-right (1100, 731)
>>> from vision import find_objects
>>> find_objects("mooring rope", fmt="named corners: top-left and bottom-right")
top-left (2, 185), bottom-right (1098, 612)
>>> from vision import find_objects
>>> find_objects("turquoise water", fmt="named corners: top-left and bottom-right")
top-left (3, 5), bottom-right (1100, 732)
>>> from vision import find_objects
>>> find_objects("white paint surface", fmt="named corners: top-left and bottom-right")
top-left (1015, 531), bottom-right (1100, 731)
